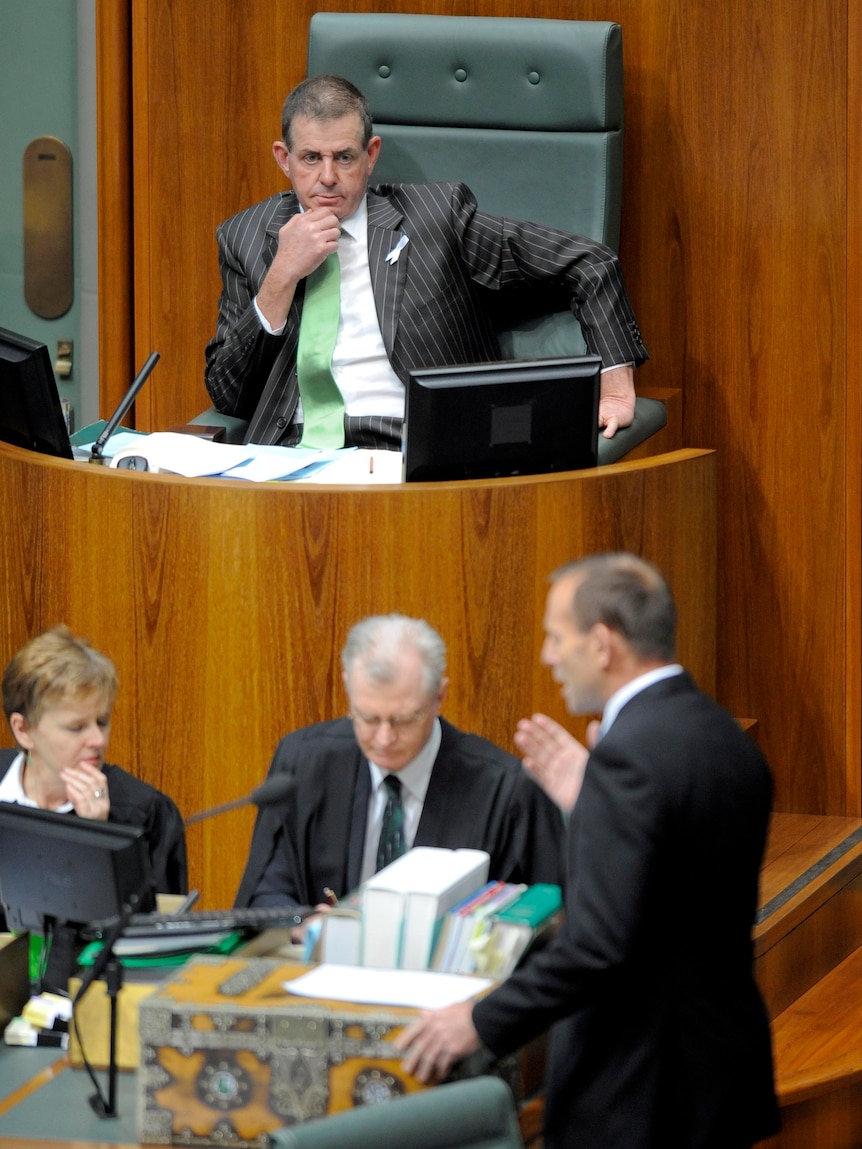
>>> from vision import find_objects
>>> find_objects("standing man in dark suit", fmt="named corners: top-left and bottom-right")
top-left (396, 554), bottom-right (779, 1149)
top-left (235, 614), bottom-right (564, 920)
top-left (205, 74), bottom-right (649, 451)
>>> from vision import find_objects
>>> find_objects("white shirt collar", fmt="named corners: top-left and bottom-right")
top-left (0, 751), bottom-right (74, 812)
top-left (599, 664), bottom-right (685, 739)
top-left (338, 197), bottom-right (367, 245)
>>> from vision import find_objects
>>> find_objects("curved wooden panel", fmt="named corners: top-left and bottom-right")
top-left (0, 445), bottom-right (714, 908)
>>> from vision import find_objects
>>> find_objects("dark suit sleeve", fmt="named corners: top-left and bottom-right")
top-left (442, 182), bottom-right (648, 369)
top-left (234, 735), bottom-right (300, 908)
top-left (472, 743), bottom-right (651, 1056)
top-left (204, 196), bottom-right (299, 418)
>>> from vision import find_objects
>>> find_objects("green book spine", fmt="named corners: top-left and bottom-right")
top-left (493, 883), bottom-right (562, 927)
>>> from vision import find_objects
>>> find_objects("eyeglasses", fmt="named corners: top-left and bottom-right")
top-left (349, 708), bottom-right (430, 732)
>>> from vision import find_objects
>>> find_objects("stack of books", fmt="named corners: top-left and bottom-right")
top-left (319, 847), bottom-right (490, 970)
top-left (431, 882), bottom-right (562, 978)
top-left (317, 847), bottom-right (562, 980)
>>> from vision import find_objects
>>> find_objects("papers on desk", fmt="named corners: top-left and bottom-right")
top-left (285, 964), bottom-right (492, 1010)
top-left (221, 445), bottom-right (342, 481)
top-left (98, 433), bottom-right (403, 483)
top-left (110, 433), bottom-right (256, 476)
top-left (293, 448), bottom-right (403, 484)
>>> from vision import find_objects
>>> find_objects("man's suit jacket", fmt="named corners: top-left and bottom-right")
top-left (205, 182), bottom-right (649, 445)
top-left (471, 673), bottom-right (780, 1149)
top-left (234, 717), bottom-right (565, 909)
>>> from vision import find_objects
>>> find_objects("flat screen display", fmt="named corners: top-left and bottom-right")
top-left (0, 326), bottom-right (73, 459)
top-left (403, 355), bottom-right (601, 482)
top-left (0, 803), bottom-right (155, 931)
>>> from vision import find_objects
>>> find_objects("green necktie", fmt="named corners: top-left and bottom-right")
top-left (296, 253), bottom-right (345, 448)
top-left (376, 774), bottom-right (406, 872)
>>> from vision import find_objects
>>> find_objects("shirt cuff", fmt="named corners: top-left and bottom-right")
top-left (601, 362), bottom-right (634, 373)
top-left (254, 296), bottom-right (287, 336)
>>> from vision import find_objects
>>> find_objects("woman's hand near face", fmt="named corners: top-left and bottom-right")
top-left (60, 762), bottom-right (110, 820)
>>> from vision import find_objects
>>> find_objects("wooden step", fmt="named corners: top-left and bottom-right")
top-left (749, 813), bottom-right (862, 1148)
top-left (757, 942), bottom-right (862, 1149)
top-left (755, 812), bottom-right (862, 1018)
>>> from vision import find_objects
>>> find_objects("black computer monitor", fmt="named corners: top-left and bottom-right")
top-left (0, 326), bottom-right (73, 459)
top-left (0, 803), bottom-right (155, 932)
top-left (402, 355), bottom-right (601, 482)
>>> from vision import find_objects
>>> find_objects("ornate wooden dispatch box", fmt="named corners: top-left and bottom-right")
top-left (137, 955), bottom-right (458, 1147)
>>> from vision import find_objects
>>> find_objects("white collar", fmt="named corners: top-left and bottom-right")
top-left (599, 664), bottom-right (685, 739)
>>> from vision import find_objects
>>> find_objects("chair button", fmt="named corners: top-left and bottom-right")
top-left (528, 71), bottom-right (541, 85)
top-left (454, 68), bottom-right (467, 82)
top-left (378, 65), bottom-right (391, 78)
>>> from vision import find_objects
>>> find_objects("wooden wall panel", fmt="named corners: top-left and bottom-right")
top-left (95, 1), bottom-right (134, 418)
top-left (0, 444), bottom-right (715, 909)
top-left (94, 0), bottom-right (861, 817)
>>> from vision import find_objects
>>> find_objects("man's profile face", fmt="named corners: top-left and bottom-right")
top-left (541, 575), bottom-right (604, 715)
top-left (346, 648), bottom-right (447, 772)
top-left (274, 113), bottom-right (381, 221)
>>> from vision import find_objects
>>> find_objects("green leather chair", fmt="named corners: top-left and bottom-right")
top-left (196, 13), bottom-right (665, 462)
top-left (270, 1075), bottom-right (524, 1149)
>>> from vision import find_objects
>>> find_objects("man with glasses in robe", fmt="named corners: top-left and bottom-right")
top-left (235, 614), bottom-right (564, 918)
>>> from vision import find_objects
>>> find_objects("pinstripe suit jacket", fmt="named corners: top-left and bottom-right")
top-left (205, 182), bottom-right (648, 445)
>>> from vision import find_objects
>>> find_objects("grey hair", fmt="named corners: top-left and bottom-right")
top-left (281, 74), bottom-right (374, 150)
top-left (341, 615), bottom-right (447, 698)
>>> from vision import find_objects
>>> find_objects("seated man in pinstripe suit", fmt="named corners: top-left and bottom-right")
top-left (205, 74), bottom-right (649, 452)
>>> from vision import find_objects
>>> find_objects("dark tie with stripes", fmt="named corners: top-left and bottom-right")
top-left (376, 774), bottom-right (406, 871)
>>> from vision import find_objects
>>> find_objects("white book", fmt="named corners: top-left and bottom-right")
top-left (360, 847), bottom-right (490, 970)
top-left (319, 906), bottom-right (362, 965)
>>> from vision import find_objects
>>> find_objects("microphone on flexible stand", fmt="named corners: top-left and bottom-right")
top-left (88, 351), bottom-right (160, 464)
top-left (184, 774), bottom-right (295, 826)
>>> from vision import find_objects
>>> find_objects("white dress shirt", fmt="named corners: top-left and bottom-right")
top-left (0, 751), bottom-right (73, 811)
top-left (254, 198), bottom-right (404, 421)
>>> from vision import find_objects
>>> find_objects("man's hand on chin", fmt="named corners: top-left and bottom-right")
top-left (598, 365), bottom-right (636, 439)
top-left (393, 1002), bottom-right (481, 1084)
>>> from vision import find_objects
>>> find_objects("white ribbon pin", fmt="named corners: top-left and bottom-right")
top-left (385, 235), bottom-right (409, 264)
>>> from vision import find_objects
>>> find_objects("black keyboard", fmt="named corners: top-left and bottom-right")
top-left (117, 905), bottom-right (314, 939)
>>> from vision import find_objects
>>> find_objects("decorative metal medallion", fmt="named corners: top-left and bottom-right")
top-left (199, 1058), bottom-right (252, 1110)
top-left (351, 1066), bottom-right (406, 1107)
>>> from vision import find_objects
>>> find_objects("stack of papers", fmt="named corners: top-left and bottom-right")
top-left (79, 432), bottom-right (405, 484)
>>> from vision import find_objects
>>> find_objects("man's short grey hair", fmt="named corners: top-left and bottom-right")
top-left (341, 615), bottom-right (447, 698)
top-left (553, 552), bottom-right (677, 662)
top-left (281, 74), bottom-right (374, 150)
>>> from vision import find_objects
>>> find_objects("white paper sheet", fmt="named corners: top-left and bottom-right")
top-left (284, 964), bottom-right (492, 1009)
top-left (110, 433), bottom-right (255, 476)
top-left (292, 448), bottom-right (403, 484)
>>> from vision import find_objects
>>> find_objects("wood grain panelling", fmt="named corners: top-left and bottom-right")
top-left (846, 4), bottom-right (862, 815)
top-left (94, 1), bottom-right (861, 816)
top-left (0, 442), bottom-right (715, 908)
top-left (95, 1), bottom-right (134, 418)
